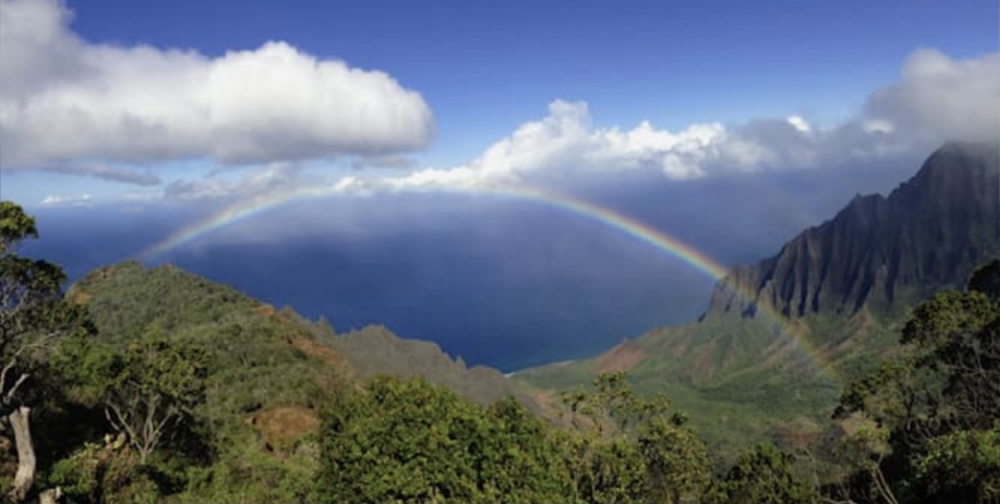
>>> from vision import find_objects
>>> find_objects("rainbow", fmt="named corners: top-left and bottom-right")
top-left (137, 182), bottom-right (839, 384)
top-left (138, 185), bottom-right (340, 260)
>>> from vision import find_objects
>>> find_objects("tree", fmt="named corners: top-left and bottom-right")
top-left (834, 258), bottom-right (1000, 503)
top-left (100, 325), bottom-right (208, 465)
top-left (639, 415), bottom-right (712, 504)
top-left (708, 443), bottom-right (816, 504)
top-left (316, 376), bottom-right (575, 503)
top-left (317, 375), bottom-right (481, 503)
top-left (479, 397), bottom-right (571, 502)
top-left (557, 371), bottom-right (710, 504)
top-left (0, 201), bottom-right (91, 502)
top-left (560, 371), bottom-right (669, 436)
top-left (912, 422), bottom-right (1000, 503)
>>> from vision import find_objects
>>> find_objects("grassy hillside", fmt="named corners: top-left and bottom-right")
top-left (331, 325), bottom-right (539, 412)
top-left (514, 300), bottom-right (910, 463)
top-left (58, 261), bottom-right (542, 501)
top-left (66, 261), bottom-right (350, 501)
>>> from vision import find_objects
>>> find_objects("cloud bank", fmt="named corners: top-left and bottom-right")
top-left (129, 43), bottom-right (999, 207)
top-left (0, 0), bottom-right (434, 172)
top-left (43, 164), bottom-right (162, 186)
top-left (378, 48), bottom-right (998, 192)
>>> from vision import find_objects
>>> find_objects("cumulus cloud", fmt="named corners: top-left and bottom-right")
top-left (374, 49), bottom-right (997, 192)
top-left (469, 100), bottom-right (724, 180)
top-left (380, 100), bottom-right (727, 191)
top-left (374, 102), bottom-right (883, 192)
top-left (0, 0), bottom-right (434, 170)
top-left (864, 48), bottom-right (1000, 142)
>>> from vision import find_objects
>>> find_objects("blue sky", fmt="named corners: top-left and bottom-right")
top-left (72, 1), bottom-right (1000, 143)
top-left (1, 0), bottom-right (998, 206)
top-left (64, 0), bottom-right (993, 129)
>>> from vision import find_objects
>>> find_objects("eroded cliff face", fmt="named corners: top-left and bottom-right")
top-left (706, 142), bottom-right (1000, 322)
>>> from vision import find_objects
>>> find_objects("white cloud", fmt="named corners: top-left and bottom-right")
top-left (38, 190), bottom-right (159, 208)
top-left (374, 49), bottom-right (998, 193)
top-left (0, 0), bottom-right (434, 170)
top-left (864, 48), bottom-right (1000, 142)
top-left (373, 102), bottom-right (841, 191)
top-left (40, 193), bottom-right (92, 207)
top-left (12, 5), bottom-right (995, 208)
top-left (786, 116), bottom-right (812, 133)
top-left (388, 100), bottom-right (727, 189)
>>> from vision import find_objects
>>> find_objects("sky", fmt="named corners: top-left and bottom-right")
top-left (0, 0), bottom-right (998, 370)
top-left (0, 0), bottom-right (997, 206)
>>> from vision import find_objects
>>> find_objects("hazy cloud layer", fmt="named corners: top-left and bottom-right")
top-left (39, 191), bottom-right (157, 208)
top-left (39, 194), bottom-right (93, 208)
top-left (162, 163), bottom-right (315, 201)
top-left (351, 155), bottom-right (419, 171)
top-left (0, 0), bottom-right (434, 170)
top-left (43, 164), bottom-right (161, 186)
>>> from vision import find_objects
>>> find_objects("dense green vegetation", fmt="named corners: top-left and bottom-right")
top-left (1, 200), bottom-right (997, 503)
top-left (831, 260), bottom-right (1000, 503)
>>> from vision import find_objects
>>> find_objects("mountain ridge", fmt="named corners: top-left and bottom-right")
top-left (704, 140), bottom-right (1000, 325)
top-left (68, 261), bottom-right (537, 413)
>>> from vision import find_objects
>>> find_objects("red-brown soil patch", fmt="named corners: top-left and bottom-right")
top-left (247, 406), bottom-right (320, 445)
top-left (596, 339), bottom-right (648, 373)
top-left (771, 416), bottom-right (822, 451)
top-left (290, 335), bottom-right (343, 367)
top-left (72, 292), bottom-right (92, 305)
top-left (530, 389), bottom-right (560, 419)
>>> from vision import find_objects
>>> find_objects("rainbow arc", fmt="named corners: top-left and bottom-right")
top-left (137, 182), bottom-right (839, 384)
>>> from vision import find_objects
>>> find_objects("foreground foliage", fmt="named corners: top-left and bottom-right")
top-left (834, 259), bottom-right (1000, 504)
top-left (316, 371), bottom-right (717, 504)
top-left (1, 201), bottom-right (92, 501)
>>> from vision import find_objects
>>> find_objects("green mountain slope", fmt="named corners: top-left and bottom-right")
top-left (330, 325), bottom-right (539, 411)
top-left (70, 261), bottom-right (533, 412)
top-left (515, 142), bottom-right (1000, 461)
top-left (65, 261), bottom-right (538, 499)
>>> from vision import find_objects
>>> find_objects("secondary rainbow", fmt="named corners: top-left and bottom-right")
top-left (138, 183), bottom-right (839, 384)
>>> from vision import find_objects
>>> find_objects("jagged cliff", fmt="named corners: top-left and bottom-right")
top-left (706, 141), bottom-right (1000, 322)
